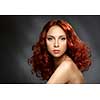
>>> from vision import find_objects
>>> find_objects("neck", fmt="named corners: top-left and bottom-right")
top-left (53, 54), bottom-right (67, 69)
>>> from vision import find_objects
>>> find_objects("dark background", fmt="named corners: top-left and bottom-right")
top-left (0, 15), bottom-right (100, 83)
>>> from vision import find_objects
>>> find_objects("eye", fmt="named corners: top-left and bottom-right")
top-left (47, 37), bottom-right (53, 41)
top-left (61, 37), bottom-right (66, 40)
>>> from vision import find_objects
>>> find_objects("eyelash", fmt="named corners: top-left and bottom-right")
top-left (47, 37), bottom-right (66, 41)
top-left (61, 38), bottom-right (66, 40)
top-left (47, 38), bottom-right (53, 40)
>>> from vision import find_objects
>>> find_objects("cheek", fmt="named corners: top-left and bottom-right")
top-left (46, 41), bottom-right (53, 50)
top-left (60, 42), bottom-right (67, 50)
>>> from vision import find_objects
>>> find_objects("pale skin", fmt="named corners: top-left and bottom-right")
top-left (46, 25), bottom-right (85, 84)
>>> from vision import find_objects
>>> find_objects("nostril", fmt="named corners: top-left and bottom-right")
top-left (54, 40), bottom-right (59, 47)
top-left (54, 44), bottom-right (59, 48)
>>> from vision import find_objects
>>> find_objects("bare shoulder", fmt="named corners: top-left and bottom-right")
top-left (63, 58), bottom-right (84, 84)
top-left (58, 57), bottom-right (75, 72)
top-left (47, 59), bottom-right (73, 84)
top-left (53, 58), bottom-right (75, 77)
top-left (60, 57), bottom-right (85, 84)
top-left (47, 56), bottom-right (85, 84)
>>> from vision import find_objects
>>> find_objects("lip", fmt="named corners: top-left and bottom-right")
top-left (52, 50), bottom-right (60, 54)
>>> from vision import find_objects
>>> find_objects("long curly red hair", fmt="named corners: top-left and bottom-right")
top-left (28, 20), bottom-right (91, 80)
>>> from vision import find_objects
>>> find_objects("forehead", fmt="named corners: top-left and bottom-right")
top-left (47, 25), bottom-right (66, 36)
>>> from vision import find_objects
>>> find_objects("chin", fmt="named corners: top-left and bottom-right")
top-left (52, 54), bottom-right (62, 58)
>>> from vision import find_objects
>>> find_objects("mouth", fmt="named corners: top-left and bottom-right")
top-left (52, 50), bottom-right (60, 54)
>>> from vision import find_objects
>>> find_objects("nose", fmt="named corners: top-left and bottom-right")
top-left (54, 40), bottom-right (59, 48)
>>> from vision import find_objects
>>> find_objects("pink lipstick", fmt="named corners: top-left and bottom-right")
top-left (53, 50), bottom-right (60, 54)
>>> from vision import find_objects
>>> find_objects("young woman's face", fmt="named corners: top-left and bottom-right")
top-left (46, 25), bottom-right (67, 58)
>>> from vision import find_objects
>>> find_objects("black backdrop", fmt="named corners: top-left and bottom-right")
top-left (0, 15), bottom-right (100, 83)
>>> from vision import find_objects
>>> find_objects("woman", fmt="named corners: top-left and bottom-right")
top-left (28, 20), bottom-right (91, 84)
